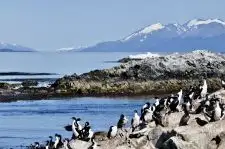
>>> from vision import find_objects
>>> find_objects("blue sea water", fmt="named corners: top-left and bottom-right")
top-left (0, 97), bottom-right (153, 148)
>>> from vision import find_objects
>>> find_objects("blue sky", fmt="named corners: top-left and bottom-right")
top-left (0, 0), bottom-right (225, 51)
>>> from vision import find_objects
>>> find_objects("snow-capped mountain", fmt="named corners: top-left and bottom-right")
top-left (65, 18), bottom-right (225, 52)
top-left (0, 42), bottom-right (35, 52)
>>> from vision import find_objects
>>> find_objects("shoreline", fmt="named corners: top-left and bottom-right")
top-left (0, 77), bottom-right (221, 102)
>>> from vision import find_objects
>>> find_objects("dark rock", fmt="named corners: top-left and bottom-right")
top-left (22, 80), bottom-right (38, 87)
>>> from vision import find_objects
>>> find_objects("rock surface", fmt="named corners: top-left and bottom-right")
top-left (51, 89), bottom-right (225, 149)
top-left (52, 50), bottom-right (225, 96)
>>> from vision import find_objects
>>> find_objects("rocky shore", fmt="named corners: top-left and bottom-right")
top-left (28, 88), bottom-right (225, 149)
top-left (1, 50), bottom-right (225, 101)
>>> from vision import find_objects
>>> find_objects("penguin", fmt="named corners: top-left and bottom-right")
top-left (45, 141), bottom-right (50, 149)
top-left (72, 117), bottom-right (80, 139)
top-left (53, 134), bottom-right (63, 149)
top-left (141, 102), bottom-right (150, 114)
top-left (212, 99), bottom-right (222, 121)
top-left (152, 111), bottom-right (163, 127)
top-left (117, 114), bottom-right (128, 129)
top-left (107, 126), bottom-right (118, 139)
top-left (82, 122), bottom-right (90, 137)
top-left (154, 97), bottom-right (160, 107)
top-left (168, 96), bottom-right (179, 112)
top-left (131, 110), bottom-right (140, 132)
top-left (48, 136), bottom-right (54, 148)
top-left (179, 105), bottom-right (190, 126)
top-left (83, 126), bottom-right (94, 141)
top-left (34, 142), bottom-right (40, 149)
top-left (76, 118), bottom-right (83, 131)
top-left (200, 79), bottom-right (207, 98)
top-left (141, 108), bottom-right (153, 123)
top-left (182, 99), bottom-right (192, 112)
top-left (87, 127), bottom-right (94, 141)
top-left (202, 106), bottom-right (212, 122)
top-left (177, 89), bottom-right (183, 105)
top-left (195, 117), bottom-right (208, 126)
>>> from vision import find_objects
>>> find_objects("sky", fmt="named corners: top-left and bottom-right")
top-left (0, 0), bottom-right (225, 51)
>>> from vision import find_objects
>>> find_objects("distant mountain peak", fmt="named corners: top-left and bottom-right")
top-left (123, 23), bottom-right (165, 41)
top-left (186, 18), bottom-right (225, 28)
top-left (0, 42), bottom-right (35, 52)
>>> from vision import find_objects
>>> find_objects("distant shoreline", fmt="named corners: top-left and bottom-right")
top-left (0, 72), bottom-right (58, 76)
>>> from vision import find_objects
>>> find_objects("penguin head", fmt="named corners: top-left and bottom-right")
top-left (34, 142), bottom-right (39, 147)
top-left (120, 114), bottom-right (125, 119)
top-left (85, 122), bottom-right (90, 127)
top-left (76, 118), bottom-right (81, 121)
top-left (49, 136), bottom-right (53, 139)
top-left (55, 133), bottom-right (62, 139)
top-left (134, 110), bottom-right (138, 114)
top-left (71, 117), bottom-right (76, 120)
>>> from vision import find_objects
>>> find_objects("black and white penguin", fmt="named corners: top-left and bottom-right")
top-left (168, 96), bottom-right (179, 112)
top-left (179, 105), bottom-right (190, 126)
top-left (152, 111), bottom-right (163, 127)
top-left (141, 107), bottom-right (154, 123)
top-left (141, 102), bottom-right (150, 114)
top-left (177, 89), bottom-right (183, 105)
top-left (117, 114), bottom-right (128, 129)
top-left (45, 141), bottom-right (50, 149)
top-left (200, 79), bottom-right (207, 99)
top-left (82, 122), bottom-right (90, 137)
top-left (83, 126), bottom-right (94, 141)
top-left (211, 99), bottom-right (222, 121)
top-left (48, 136), bottom-right (54, 148)
top-left (53, 134), bottom-right (63, 149)
top-left (34, 142), bottom-right (40, 149)
top-left (71, 117), bottom-right (80, 139)
top-left (131, 110), bottom-right (140, 132)
top-left (76, 118), bottom-right (83, 132)
top-left (153, 97), bottom-right (160, 107)
top-left (107, 126), bottom-right (118, 139)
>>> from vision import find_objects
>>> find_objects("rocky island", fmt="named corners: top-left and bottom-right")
top-left (0, 50), bottom-right (225, 101)
top-left (52, 50), bottom-right (225, 97)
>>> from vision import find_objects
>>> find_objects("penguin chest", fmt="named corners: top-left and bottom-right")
top-left (144, 112), bottom-right (153, 122)
top-left (214, 107), bottom-right (222, 121)
top-left (111, 128), bottom-right (117, 137)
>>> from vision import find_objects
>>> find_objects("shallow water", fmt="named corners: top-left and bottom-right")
top-left (0, 52), bottom-right (149, 148)
top-left (0, 97), bottom-right (153, 148)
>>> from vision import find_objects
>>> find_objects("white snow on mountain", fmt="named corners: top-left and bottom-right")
top-left (187, 19), bottom-right (225, 28)
top-left (58, 18), bottom-right (225, 52)
top-left (128, 52), bottom-right (160, 59)
top-left (123, 23), bottom-right (165, 41)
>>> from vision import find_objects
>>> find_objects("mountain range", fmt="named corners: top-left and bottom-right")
top-left (0, 42), bottom-right (35, 52)
top-left (63, 18), bottom-right (225, 52)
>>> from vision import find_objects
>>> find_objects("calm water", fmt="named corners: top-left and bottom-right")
top-left (0, 52), bottom-right (137, 76)
top-left (0, 52), bottom-right (148, 148)
top-left (0, 97), bottom-right (153, 148)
